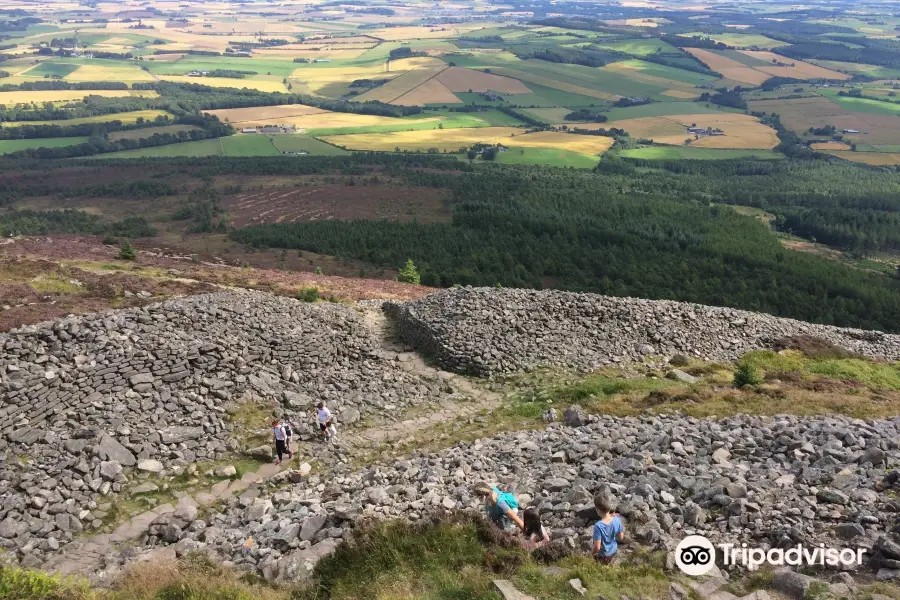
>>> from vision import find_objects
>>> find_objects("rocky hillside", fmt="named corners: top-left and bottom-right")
top-left (1, 286), bottom-right (900, 594)
top-left (0, 290), bottom-right (453, 566)
top-left (388, 288), bottom-right (900, 375)
top-left (129, 412), bottom-right (900, 584)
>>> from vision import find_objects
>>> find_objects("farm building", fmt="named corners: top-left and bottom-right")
top-left (242, 127), bottom-right (258, 134)
top-left (842, 129), bottom-right (860, 134)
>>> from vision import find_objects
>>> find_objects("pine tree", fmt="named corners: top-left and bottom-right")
top-left (118, 240), bottom-right (136, 260)
top-left (397, 259), bottom-right (420, 285)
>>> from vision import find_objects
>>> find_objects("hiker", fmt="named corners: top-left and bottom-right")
top-left (272, 419), bottom-right (288, 465)
top-left (316, 401), bottom-right (334, 442)
top-left (522, 507), bottom-right (551, 551)
top-left (474, 483), bottom-right (524, 532)
top-left (282, 418), bottom-right (295, 458)
top-left (592, 493), bottom-right (625, 564)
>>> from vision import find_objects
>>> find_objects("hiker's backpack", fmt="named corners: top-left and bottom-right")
top-left (283, 422), bottom-right (293, 436)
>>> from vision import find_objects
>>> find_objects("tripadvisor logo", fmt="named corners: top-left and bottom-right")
top-left (675, 535), bottom-right (867, 576)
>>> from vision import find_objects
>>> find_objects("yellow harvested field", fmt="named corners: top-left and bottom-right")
top-left (248, 112), bottom-right (436, 130)
top-left (576, 113), bottom-right (779, 149)
top-left (393, 78), bottom-right (461, 106)
top-left (291, 57), bottom-right (441, 93)
top-left (493, 67), bottom-right (620, 100)
top-left (356, 65), bottom-right (449, 103)
top-left (366, 24), bottom-right (485, 40)
top-left (322, 126), bottom-right (614, 154)
top-left (0, 89), bottom-right (157, 105)
top-left (662, 89), bottom-right (699, 99)
top-left (602, 61), bottom-right (698, 91)
top-left (717, 67), bottom-right (772, 86)
top-left (159, 75), bottom-right (288, 92)
top-left (811, 141), bottom-right (852, 151)
top-left (607, 18), bottom-right (668, 27)
top-left (825, 151), bottom-right (900, 165)
top-left (435, 66), bottom-right (531, 94)
top-left (206, 104), bottom-right (327, 123)
top-left (739, 51), bottom-right (851, 80)
top-left (684, 48), bottom-right (744, 71)
top-left (66, 64), bottom-right (157, 82)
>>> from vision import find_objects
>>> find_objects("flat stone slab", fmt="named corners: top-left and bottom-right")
top-left (493, 580), bottom-right (536, 600)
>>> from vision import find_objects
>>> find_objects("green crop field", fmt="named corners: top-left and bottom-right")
top-left (592, 39), bottom-right (678, 55)
top-left (0, 137), bottom-right (89, 154)
top-left (102, 138), bottom-right (224, 158)
top-left (808, 60), bottom-right (900, 79)
top-left (602, 101), bottom-right (741, 120)
top-left (717, 49), bottom-right (774, 67)
top-left (820, 90), bottom-right (900, 116)
top-left (706, 33), bottom-right (788, 49)
top-left (611, 58), bottom-right (718, 86)
top-left (23, 61), bottom-right (80, 78)
top-left (109, 124), bottom-right (200, 141)
top-left (618, 147), bottom-right (785, 160)
top-left (272, 135), bottom-right (349, 155)
top-left (495, 146), bottom-right (601, 167)
top-left (222, 135), bottom-right (281, 156)
top-left (144, 56), bottom-right (298, 77)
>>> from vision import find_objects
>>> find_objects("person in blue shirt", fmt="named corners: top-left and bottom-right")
top-left (592, 493), bottom-right (625, 564)
top-left (474, 483), bottom-right (525, 532)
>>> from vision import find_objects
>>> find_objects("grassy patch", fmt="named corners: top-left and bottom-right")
top-left (494, 146), bottom-right (601, 168)
top-left (0, 137), bottom-right (90, 154)
top-left (314, 516), bottom-right (672, 600)
top-left (29, 274), bottom-right (87, 296)
top-left (741, 349), bottom-right (900, 390)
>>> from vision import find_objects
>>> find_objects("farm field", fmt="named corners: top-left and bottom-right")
top-left (101, 139), bottom-right (225, 158)
top-left (581, 113), bottom-right (779, 149)
top-left (695, 33), bottom-right (788, 49)
top-left (158, 75), bottom-right (289, 92)
top-left (749, 95), bottom-right (900, 145)
top-left (825, 151), bottom-right (900, 165)
top-left (205, 105), bottom-right (327, 124)
top-left (271, 135), bottom-right (349, 155)
top-left (222, 183), bottom-right (449, 227)
top-left (618, 147), bottom-right (784, 159)
top-left (1, 110), bottom-right (172, 127)
top-left (0, 137), bottom-right (89, 154)
top-left (108, 124), bottom-right (200, 141)
top-left (591, 38), bottom-right (679, 55)
top-left (0, 90), bottom-right (157, 105)
top-left (321, 127), bottom-right (615, 154)
top-left (494, 146), bottom-right (601, 167)
top-left (811, 141), bottom-right (852, 151)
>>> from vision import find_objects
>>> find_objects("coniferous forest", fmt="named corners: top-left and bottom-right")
top-left (228, 156), bottom-right (900, 332)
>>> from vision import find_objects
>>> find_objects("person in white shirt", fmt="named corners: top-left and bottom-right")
top-left (272, 419), bottom-right (288, 465)
top-left (316, 401), bottom-right (333, 441)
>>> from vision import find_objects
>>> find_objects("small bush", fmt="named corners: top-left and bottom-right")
top-left (733, 362), bottom-right (763, 388)
top-left (668, 354), bottom-right (689, 367)
top-left (118, 240), bottom-right (137, 261)
top-left (102, 234), bottom-right (118, 246)
top-left (0, 566), bottom-right (91, 600)
top-left (295, 287), bottom-right (320, 302)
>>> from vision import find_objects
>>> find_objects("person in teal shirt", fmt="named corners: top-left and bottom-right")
top-left (474, 483), bottom-right (525, 532)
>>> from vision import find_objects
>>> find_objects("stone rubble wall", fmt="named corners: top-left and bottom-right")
top-left (387, 288), bottom-right (900, 375)
top-left (0, 290), bottom-right (450, 564)
top-left (136, 413), bottom-right (900, 583)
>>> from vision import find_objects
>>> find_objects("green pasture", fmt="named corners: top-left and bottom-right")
top-left (611, 58), bottom-right (718, 86)
top-left (592, 38), bottom-right (678, 56)
top-left (272, 135), bottom-right (349, 155)
top-left (101, 138), bottom-right (224, 158)
top-left (495, 146), bottom-right (601, 167)
top-left (23, 61), bottom-right (79, 78)
top-left (717, 49), bottom-right (773, 67)
top-left (144, 55), bottom-right (298, 77)
top-left (0, 137), bottom-right (89, 154)
top-left (819, 89), bottom-right (900, 116)
top-left (603, 101), bottom-right (740, 120)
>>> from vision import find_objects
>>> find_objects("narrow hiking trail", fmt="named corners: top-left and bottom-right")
top-left (45, 303), bottom-right (502, 578)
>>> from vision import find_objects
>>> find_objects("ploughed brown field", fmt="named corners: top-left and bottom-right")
top-left (222, 184), bottom-right (451, 226)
